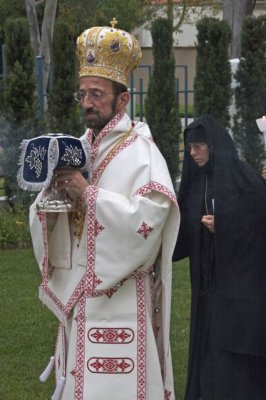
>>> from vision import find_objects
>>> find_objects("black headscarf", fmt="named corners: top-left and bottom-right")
top-left (175, 114), bottom-right (266, 357)
top-left (185, 125), bottom-right (207, 144)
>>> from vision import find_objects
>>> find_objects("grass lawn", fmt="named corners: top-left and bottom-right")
top-left (0, 248), bottom-right (190, 400)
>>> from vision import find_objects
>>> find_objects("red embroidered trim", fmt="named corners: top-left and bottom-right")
top-left (39, 186), bottom-right (102, 322)
top-left (37, 212), bottom-right (48, 281)
top-left (55, 324), bottom-right (66, 381)
top-left (103, 286), bottom-right (119, 298)
top-left (134, 181), bottom-right (177, 204)
top-left (164, 389), bottom-right (172, 400)
top-left (74, 294), bottom-right (86, 400)
top-left (73, 270), bottom-right (152, 398)
top-left (73, 185), bottom-right (106, 399)
top-left (87, 357), bottom-right (134, 374)
top-left (89, 111), bottom-right (124, 165)
top-left (41, 274), bottom-right (86, 318)
top-left (84, 186), bottom-right (103, 297)
top-left (91, 266), bottom-right (153, 299)
top-left (137, 221), bottom-right (154, 239)
top-left (91, 133), bottom-right (137, 185)
top-left (136, 272), bottom-right (146, 400)
top-left (94, 219), bottom-right (105, 237)
top-left (39, 210), bottom-right (85, 319)
top-left (88, 328), bottom-right (134, 344)
top-left (148, 268), bottom-right (157, 336)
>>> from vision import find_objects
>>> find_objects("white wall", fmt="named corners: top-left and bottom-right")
top-left (135, 2), bottom-right (266, 49)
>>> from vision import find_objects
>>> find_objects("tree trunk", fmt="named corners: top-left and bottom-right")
top-left (25, 0), bottom-right (58, 110)
top-left (41, 0), bottom-right (58, 104)
top-left (223, 0), bottom-right (256, 59)
top-left (25, 0), bottom-right (42, 56)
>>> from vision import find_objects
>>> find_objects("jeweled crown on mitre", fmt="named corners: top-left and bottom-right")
top-left (76, 18), bottom-right (142, 87)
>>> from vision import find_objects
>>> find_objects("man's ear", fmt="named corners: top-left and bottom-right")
top-left (117, 92), bottom-right (130, 113)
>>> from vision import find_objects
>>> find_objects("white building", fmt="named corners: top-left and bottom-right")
top-left (131, 1), bottom-right (266, 109)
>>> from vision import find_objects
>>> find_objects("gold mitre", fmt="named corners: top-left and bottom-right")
top-left (76, 18), bottom-right (142, 87)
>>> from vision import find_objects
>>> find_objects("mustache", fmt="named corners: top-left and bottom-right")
top-left (85, 107), bottom-right (98, 115)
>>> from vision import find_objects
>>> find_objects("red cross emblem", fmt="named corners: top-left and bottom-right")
top-left (137, 221), bottom-right (154, 239)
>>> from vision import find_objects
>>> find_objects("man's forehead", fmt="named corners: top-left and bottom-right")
top-left (79, 76), bottom-right (113, 89)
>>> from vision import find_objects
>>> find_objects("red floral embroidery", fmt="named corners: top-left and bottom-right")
top-left (134, 181), bottom-right (177, 204)
top-left (85, 270), bottom-right (103, 297)
top-left (164, 390), bottom-right (172, 400)
top-left (75, 295), bottom-right (86, 400)
top-left (137, 221), bottom-right (154, 239)
top-left (88, 328), bottom-right (134, 344)
top-left (87, 357), bottom-right (134, 374)
top-left (94, 219), bottom-right (105, 237)
top-left (104, 287), bottom-right (118, 298)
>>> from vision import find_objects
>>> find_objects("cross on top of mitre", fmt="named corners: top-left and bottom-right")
top-left (110, 17), bottom-right (118, 28)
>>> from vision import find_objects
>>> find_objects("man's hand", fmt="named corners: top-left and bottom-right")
top-left (201, 214), bottom-right (214, 233)
top-left (54, 167), bottom-right (89, 197)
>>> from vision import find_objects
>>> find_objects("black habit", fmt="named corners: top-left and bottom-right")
top-left (173, 115), bottom-right (266, 400)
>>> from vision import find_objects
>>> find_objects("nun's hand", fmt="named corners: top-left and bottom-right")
top-left (202, 215), bottom-right (214, 233)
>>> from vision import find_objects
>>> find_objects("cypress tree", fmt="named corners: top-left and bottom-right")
top-left (47, 21), bottom-right (83, 136)
top-left (233, 15), bottom-right (266, 171)
top-left (145, 18), bottom-right (181, 183)
top-left (4, 17), bottom-right (37, 124)
top-left (0, 18), bottom-right (38, 197)
top-left (194, 17), bottom-right (232, 128)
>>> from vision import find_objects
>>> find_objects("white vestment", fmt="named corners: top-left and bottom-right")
top-left (30, 112), bottom-right (180, 400)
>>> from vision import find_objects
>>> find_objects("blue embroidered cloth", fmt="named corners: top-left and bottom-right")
top-left (17, 133), bottom-right (90, 191)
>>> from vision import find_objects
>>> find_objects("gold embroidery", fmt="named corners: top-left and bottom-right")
top-left (76, 24), bottom-right (142, 87)
top-left (70, 197), bottom-right (86, 247)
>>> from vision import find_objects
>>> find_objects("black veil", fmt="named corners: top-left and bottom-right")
top-left (175, 114), bottom-right (266, 356)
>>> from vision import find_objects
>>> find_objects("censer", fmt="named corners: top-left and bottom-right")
top-left (17, 133), bottom-right (90, 212)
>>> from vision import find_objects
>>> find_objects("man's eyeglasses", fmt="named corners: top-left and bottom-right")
top-left (74, 89), bottom-right (113, 103)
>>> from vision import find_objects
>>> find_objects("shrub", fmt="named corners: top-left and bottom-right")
top-left (0, 205), bottom-right (31, 249)
top-left (179, 104), bottom-right (194, 118)
top-left (0, 177), bottom-right (5, 196)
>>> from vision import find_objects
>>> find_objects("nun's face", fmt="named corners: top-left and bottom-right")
top-left (187, 142), bottom-right (209, 167)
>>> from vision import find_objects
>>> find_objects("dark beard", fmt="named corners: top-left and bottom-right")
top-left (85, 112), bottom-right (115, 131)
top-left (84, 97), bottom-right (119, 132)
